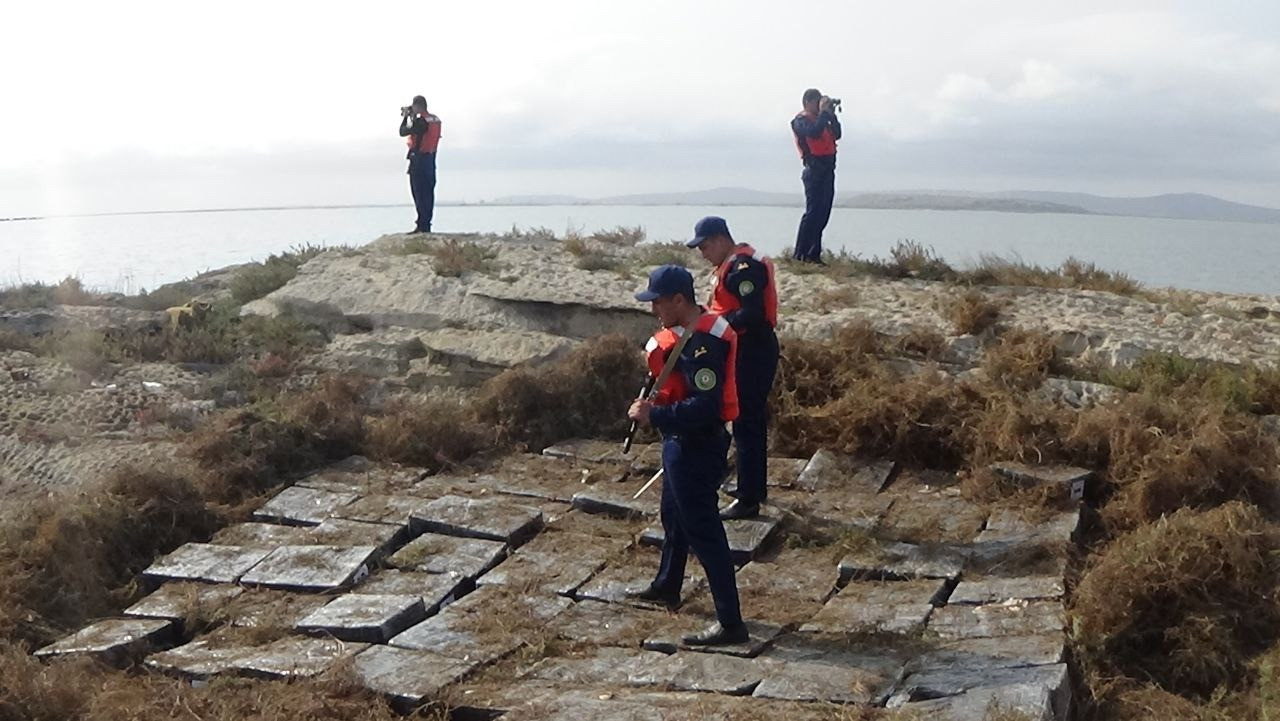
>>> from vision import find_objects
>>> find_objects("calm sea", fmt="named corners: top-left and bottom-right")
top-left (3, 204), bottom-right (1280, 296)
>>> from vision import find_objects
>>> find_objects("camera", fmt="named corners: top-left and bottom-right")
top-left (826, 97), bottom-right (843, 112)
top-left (400, 106), bottom-right (413, 116)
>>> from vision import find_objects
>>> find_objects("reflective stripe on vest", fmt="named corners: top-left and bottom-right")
top-left (708, 244), bottom-right (779, 329)
top-left (794, 111), bottom-right (836, 159)
top-left (644, 314), bottom-right (739, 422)
top-left (407, 114), bottom-right (442, 154)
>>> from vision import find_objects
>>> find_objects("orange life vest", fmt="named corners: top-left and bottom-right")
top-left (709, 244), bottom-right (779, 330)
top-left (407, 113), bottom-right (442, 154)
top-left (794, 111), bottom-right (836, 159)
top-left (644, 313), bottom-right (739, 423)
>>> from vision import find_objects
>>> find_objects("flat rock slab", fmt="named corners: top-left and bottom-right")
top-left (978, 508), bottom-right (1081, 546)
top-left (542, 438), bottom-right (633, 465)
top-left (991, 462), bottom-right (1091, 501)
top-left (571, 483), bottom-right (660, 519)
top-left (724, 457), bottom-right (810, 494)
top-left (223, 590), bottom-right (330, 629)
top-left (547, 599), bottom-right (673, 647)
top-left (665, 652), bottom-right (778, 695)
top-left (948, 575), bottom-right (1065, 605)
top-left (211, 522), bottom-right (311, 548)
top-left (766, 488), bottom-right (894, 531)
top-left (877, 489), bottom-right (987, 544)
top-left (386, 532), bottom-right (508, 579)
top-left (143, 543), bottom-right (272, 585)
top-left (839, 540), bottom-right (968, 582)
top-left (800, 579), bottom-right (949, 635)
top-left (35, 618), bottom-right (174, 665)
top-left (352, 570), bottom-right (464, 615)
top-left (753, 656), bottom-right (903, 705)
top-left (296, 593), bottom-right (427, 642)
top-left (522, 647), bottom-right (677, 688)
top-left (574, 553), bottom-right (707, 609)
top-left (411, 494), bottom-right (544, 544)
top-left (734, 548), bottom-right (840, 626)
top-left (124, 582), bottom-right (245, 622)
top-left (644, 620), bottom-right (781, 658)
top-left (147, 637), bottom-right (256, 678)
top-left (640, 515), bottom-right (780, 564)
top-left (928, 600), bottom-right (1066, 640)
top-left (296, 463), bottom-right (422, 496)
top-left (335, 494), bottom-right (426, 527)
top-left (239, 545), bottom-right (377, 591)
top-left (252, 486), bottom-right (359, 526)
top-left (908, 634), bottom-right (1066, 673)
top-left (236, 636), bottom-right (371, 679)
top-left (308, 518), bottom-right (403, 553)
top-left (892, 662), bottom-right (1071, 720)
top-left (353, 644), bottom-right (480, 709)
top-left (478, 543), bottom-right (614, 597)
top-left (390, 585), bottom-right (571, 664)
top-left (794, 449), bottom-right (896, 494)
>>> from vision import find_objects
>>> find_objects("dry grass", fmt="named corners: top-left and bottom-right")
top-left (943, 289), bottom-right (1001, 335)
top-left (589, 225), bottom-right (646, 246)
top-left (403, 238), bottom-right (498, 277)
top-left (228, 244), bottom-right (332, 304)
top-left (963, 254), bottom-right (1142, 295)
top-left (635, 241), bottom-right (700, 268)
top-left (979, 328), bottom-right (1057, 391)
top-left (0, 277), bottom-right (102, 310)
top-left (364, 396), bottom-right (491, 472)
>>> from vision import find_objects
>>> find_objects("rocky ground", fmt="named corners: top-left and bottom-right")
top-left (6, 230), bottom-right (1280, 720)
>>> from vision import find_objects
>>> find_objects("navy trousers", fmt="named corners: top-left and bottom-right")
top-left (794, 158), bottom-right (835, 261)
top-left (732, 328), bottom-right (780, 505)
top-left (653, 429), bottom-right (743, 628)
top-left (408, 152), bottom-right (437, 232)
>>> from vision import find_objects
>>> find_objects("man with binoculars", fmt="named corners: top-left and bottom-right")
top-left (791, 88), bottom-right (842, 264)
top-left (399, 96), bottom-right (442, 234)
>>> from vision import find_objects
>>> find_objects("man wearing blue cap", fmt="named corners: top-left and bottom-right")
top-left (626, 265), bottom-right (749, 646)
top-left (687, 217), bottom-right (780, 521)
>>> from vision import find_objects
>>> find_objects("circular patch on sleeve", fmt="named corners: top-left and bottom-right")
top-left (738, 280), bottom-right (756, 296)
top-left (694, 367), bottom-right (718, 391)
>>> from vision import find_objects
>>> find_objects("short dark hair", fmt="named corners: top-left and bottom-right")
top-left (802, 88), bottom-right (822, 105)
top-left (412, 95), bottom-right (427, 107)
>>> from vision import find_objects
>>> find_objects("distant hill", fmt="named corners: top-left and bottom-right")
top-left (486, 186), bottom-right (1280, 223)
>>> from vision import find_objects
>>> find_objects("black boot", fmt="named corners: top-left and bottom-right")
top-left (719, 499), bottom-right (760, 520)
top-left (682, 621), bottom-right (749, 646)
top-left (625, 585), bottom-right (681, 610)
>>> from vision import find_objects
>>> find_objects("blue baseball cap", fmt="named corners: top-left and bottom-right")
top-left (686, 216), bottom-right (732, 248)
top-left (635, 264), bottom-right (695, 302)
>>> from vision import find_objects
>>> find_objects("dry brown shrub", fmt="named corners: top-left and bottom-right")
top-left (979, 328), bottom-right (1056, 391)
top-left (365, 396), bottom-right (491, 472)
top-left (276, 375), bottom-right (368, 459)
top-left (890, 325), bottom-right (947, 360)
top-left (472, 334), bottom-right (643, 451)
top-left (1073, 502), bottom-right (1280, 699)
top-left (944, 289), bottom-right (1001, 335)
top-left (0, 466), bottom-right (219, 646)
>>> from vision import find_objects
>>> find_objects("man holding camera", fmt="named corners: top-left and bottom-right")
top-left (791, 88), bottom-right (842, 263)
top-left (399, 96), bottom-right (442, 234)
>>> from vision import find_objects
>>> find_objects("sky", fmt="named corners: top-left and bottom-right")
top-left (4, 0), bottom-right (1280, 216)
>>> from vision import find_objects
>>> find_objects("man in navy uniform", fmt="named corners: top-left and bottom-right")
top-left (626, 265), bottom-right (749, 646)
top-left (687, 216), bottom-right (780, 520)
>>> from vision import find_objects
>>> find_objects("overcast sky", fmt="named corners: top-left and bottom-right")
top-left (4, 0), bottom-right (1280, 216)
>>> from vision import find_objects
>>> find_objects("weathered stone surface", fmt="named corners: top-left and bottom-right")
top-left (928, 600), bottom-right (1066, 640)
top-left (211, 522), bottom-right (311, 548)
top-left (548, 599), bottom-right (672, 647)
top-left (644, 620), bottom-right (781, 658)
top-left (878, 488), bottom-right (986, 544)
top-left (309, 518), bottom-right (403, 554)
top-left (753, 656), bottom-right (902, 705)
top-left (571, 483), bottom-right (659, 518)
top-left (124, 582), bottom-right (245, 621)
top-left (766, 487), bottom-right (895, 530)
top-left (640, 515), bottom-right (780, 564)
top-left (386, 532), bottom-right (507, 579)
top-left (295, 459), bottom-right (423, 496)
top-left (543, 438), bottom-right (633, 465)
top-left (522, 647), bottom-right (676, 687)
top-left (412, 494), bottom-right (544, 544)
top-left (839, 540), bottom-right (968, 582)
top-left (724, 457), bottom-right (810, 494)
top-left (908, 634), bottom-right (1066, 673)
top-left (795, 449), bottom-right (896, 494)
top-left (418, 327), bottom-right (578, 376)
top-left (734, 548), bottom-right (840, 626)
top-left (390, 585), bottom-right (570, 663)
top-left (312, 328), bottom-right (427, 377)
top-left (478, 534), bottom-right (623, 597)
top-left (239, 545), bottom-right (377, 591)
top-left (948, 575), bottom-right (1065, 605)
top-left (800, 579), bottom-right (949, 635)
top-left (892, 662), bottom-right (1071, 720)
top-left (223, 590), bottom-right (330, 628)
top-left (352, 570), bottom-right (465, 615)
top-left (35, 618), bottom-right (173, 665)
top-left (296, 593), bottom-right (426, 642)
top-left (1036, 376), bottom-right (1120, 409)
top-left (146, 637), bottom-right (254, 678)
top-left (335, 494), bottom-right (426, 527)
top-left (143, 543), bottom-right (271, 584)
top-left (252, 486), bottom-right (359, 526)
top-left (234, 636), bottom-right (370, 679)
top-left (978, 508), bottom-right (1081, 546)
top-left (664, 652), bottom-right (778, 695)
top-left (574, 552), bottom-right (707, 609)
top-left (353, 644), bottom-right (480, 708)
top-left (991, 462), bottom-right (1091, 501)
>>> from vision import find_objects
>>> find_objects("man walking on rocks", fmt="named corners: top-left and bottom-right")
top-left (686, 216), bottom-right (780, 520)
top-left (626, 265), bottom-right (749, 646)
